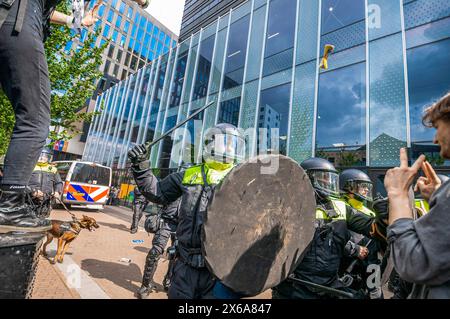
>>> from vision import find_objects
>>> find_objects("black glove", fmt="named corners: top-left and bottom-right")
top-left (371, 196), bottom-right (389, 243)
top-left (128, 144), bottom-right (150, 170)
top-left (372, 196), bottom-right (389, 221)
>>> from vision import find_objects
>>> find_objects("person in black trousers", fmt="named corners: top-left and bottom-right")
top-left (0, 0), bottom-right (149, 233)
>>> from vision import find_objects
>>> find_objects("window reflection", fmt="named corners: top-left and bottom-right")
top-left (321, 0), bottom-right (365, 34)
top-left (169, 50), bottom-right (189, 108)
top-left (316, 62), bottom-right (366, 167)
top-left (193, 35), bottom-right (215, 101)
top-left (407, 38), bottom-right (450, 166)
top-left (222, 15), bottom-right (250, 90)
top-left (146, 59), bottom-right (167, 142)
top-left (218, 97), bottom-right (241, 126)
top-left (258, 83), bottom-right (291, 155)
top-left (263, 0), bottom-right (296, 76)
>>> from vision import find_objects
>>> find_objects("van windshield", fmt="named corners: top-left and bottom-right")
top-left (71, 163), bottom-right (110, 186)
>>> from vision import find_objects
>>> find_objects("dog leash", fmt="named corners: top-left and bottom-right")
top-left (52, 195), bottom-right (77, 219)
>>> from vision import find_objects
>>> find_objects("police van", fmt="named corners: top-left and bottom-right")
top-left (53, 160), bottom-right (112, 210)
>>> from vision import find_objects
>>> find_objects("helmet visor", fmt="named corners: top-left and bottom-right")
top-left (38, 152), bottom-right (52, 163)
top-left (354, 181), bottom-right (373, 202)
top-left (205, 133), bottom-right (245, 163)
top-left (311, 171), bottom-right (339, 197)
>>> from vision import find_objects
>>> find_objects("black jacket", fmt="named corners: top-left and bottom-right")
top-left (133, 164), bottom-right (221, 268)
top-left (273, 197), bottom-right (380, 297)
top-left (28, 163), bottom-right (63, 194)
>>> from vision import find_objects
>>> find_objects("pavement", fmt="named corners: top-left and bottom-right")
top-left (31, 205), bottom-right (271, 299)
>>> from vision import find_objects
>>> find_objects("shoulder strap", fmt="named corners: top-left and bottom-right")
top-left (14, 0), bottom-right (26, 32)
top-left (200, 164), bottom-right (209, 188)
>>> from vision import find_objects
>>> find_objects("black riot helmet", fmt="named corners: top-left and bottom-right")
top-left (339, 169), bottom-right (374, 203)
top-left (202, 123), bottom-right (245, 165)
top-left (300, 157), bottom-right (340, 199)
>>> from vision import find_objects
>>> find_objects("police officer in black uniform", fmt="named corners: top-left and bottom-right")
top-left (28, 148), bottom-right (63, 218)
top-left (137, 197), bottom-right (181, 298)
top-left (130, 187), bottom-right (148, 234)
top-left (128, 123), bottom-right (245, 299)
top-left (339, 169), bottom-right (383, 299)
top-left (272, 158), bottom-right (388, 299)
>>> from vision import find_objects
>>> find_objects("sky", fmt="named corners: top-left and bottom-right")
top-left (145, 0), bottom-right (185, 36)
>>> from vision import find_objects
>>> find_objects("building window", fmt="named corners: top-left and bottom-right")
top-left (107, 9), bottom-right (114, 23)
top-left (131, 25), bottom-right (137, 38)
top-left (258, 83), bottom-right (291, 156)
top-left (316, 62), bottom-right (366, 167)
top-left (192, 34), bottom-right (215, 101)
top-left (321, 0), bottom-right (365, 35)
top-left (127, 6), bottom-right (133, 19)
top-left (124, 20), bottom-right (130, 33)
top-left (408, 38), bottom-right (450, 166)
top-left (108, 44), bottom-right (115, 58)
top-left (119, 1), bottom-right (126, 14)
top-left (113, 64), bottom-right (119, 78)
top-left (115, 15), bottom-right (122, 29)
top-left (102, 24), bottom-right (110, 37)
top-left (140, 16), bottom-right (147, 29)
top-left (147, 21), bottom-right (153, 34)
top-left (218, 97), bottom-right (241, 127)
top-left (169, 50), bottom-right (188, 108)
top-left (130, 55), bottom-right (138, 70)
top-left (116, 49), bottom-right (123, 63)
top-left (121, 70), bottom-right (127, 80)
top-left (112, 29), bottom-right (118, 43)
top-left (104, 60), bottom-right (111, 74)
top-left (120, 35), bottom-right (126, 47)
top-left (222, 14), bottom-right (251, 90)
top-left (263, 0), bottom-right (296, 76)
top-left (125, 52), bottom-right (131, 66)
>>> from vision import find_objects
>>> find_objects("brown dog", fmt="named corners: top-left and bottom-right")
top-left (42, 215), bottom-right (99, 264)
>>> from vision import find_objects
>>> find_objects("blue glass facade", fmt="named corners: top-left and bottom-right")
top-left (84, 0), bottom-right (450, 178)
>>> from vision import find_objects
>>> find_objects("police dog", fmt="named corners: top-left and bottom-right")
top-left (42, 215), bottom-right (99, 264)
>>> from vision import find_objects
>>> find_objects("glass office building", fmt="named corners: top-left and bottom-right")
top-left (84, 0), bottom-right (450, 187)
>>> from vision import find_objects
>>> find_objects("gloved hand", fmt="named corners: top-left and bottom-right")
top-left (372, 196), bottom-right (389, 222)
top-left (128, 144), bottom-right (150, 170)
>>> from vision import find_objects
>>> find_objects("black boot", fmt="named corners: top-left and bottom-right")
top-left (0, 190), bottom-right (51, 233)
top-left (136, 251), bottom-right (159, 299)
top-left (130, 209), bottom-right (143, 234)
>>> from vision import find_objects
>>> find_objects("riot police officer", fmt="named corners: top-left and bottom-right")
top-left (339, 169), bottom-right (383, 299)
top-left (128, 123), bottom-right (245, 299)
top-left (28, 148), bottom-right (63, 218)
top-left (272, 158), bottom-right (388, 299)
top-left (130, 187), bottom-right (148, 234)
top-left (136, 197), bottom-right (181, 298)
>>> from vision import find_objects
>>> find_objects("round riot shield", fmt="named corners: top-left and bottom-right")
top-left (203, 154), bottom-right (316, 296)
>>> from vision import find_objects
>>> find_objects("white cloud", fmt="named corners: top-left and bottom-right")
top-left (145, 0), bottom-right (185, 36)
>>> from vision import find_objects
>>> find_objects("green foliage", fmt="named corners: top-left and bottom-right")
top-left (0, 1), bottom-right (107, 155)
top-left (339, 151), bottom-right (361, 167)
